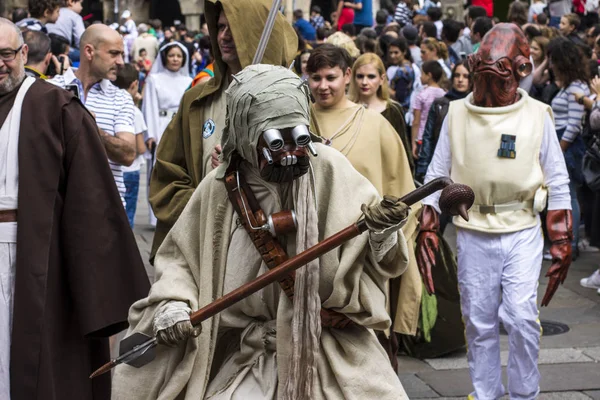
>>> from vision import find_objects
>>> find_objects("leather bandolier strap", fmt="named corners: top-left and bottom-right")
top-left (224, 160), bottom-right (355, 329)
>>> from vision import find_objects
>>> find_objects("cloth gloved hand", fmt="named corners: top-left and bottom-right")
top-left (416, 205), bottom-right (440, 295)
top-left (361, 195), bottom-right (409, 235)
top-left (541, 209), bottom-right (573, 307)
top-left (361, 196), bottom-right (410, 262)
top-left (153, 301), bottom-right (201, 347)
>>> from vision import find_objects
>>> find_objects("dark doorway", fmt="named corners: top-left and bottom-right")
top-left (311, 0), bottom-right (337, 22)
top-left (81, 0), bottom-right (105, 24)
top-left (150, 0), bottom-right (184, 27)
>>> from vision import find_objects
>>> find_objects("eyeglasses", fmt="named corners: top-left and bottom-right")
top-left (0, 45), bottom-right (24, 62)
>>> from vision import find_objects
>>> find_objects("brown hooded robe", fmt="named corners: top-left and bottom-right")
top-left (148, 0), bottom-right (298, 260)
top-left (1, 79), bottom-right (150, 400)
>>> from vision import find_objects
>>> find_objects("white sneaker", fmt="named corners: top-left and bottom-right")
top-left (543, 251), bottom-right (553, 261)
top-left (580, 270), bottom-right (600, 289)
top-left (578, 238), bottom-right (600, 253)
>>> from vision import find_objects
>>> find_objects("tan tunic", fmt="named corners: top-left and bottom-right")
top-left (312, 103), bottom-right (422, 335)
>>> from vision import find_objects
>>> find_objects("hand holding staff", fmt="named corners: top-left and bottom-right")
top-left (90, 177), bottom-right (474, 378)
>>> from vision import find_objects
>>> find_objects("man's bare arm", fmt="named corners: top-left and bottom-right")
top-left (98, 129), bottom-right (136, 166)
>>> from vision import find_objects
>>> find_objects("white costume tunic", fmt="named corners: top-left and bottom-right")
top-left (142, 42), bottom-right (192, 225)
top-left (0, 77), bottom-right (36, 399)
top-left (423, 90), bottom-right (570, 400)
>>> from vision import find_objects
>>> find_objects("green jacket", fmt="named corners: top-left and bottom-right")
top-left (149, 0), bottom-right (298, 259)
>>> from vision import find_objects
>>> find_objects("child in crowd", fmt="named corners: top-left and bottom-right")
top-left (411, 60), bottom-right (446, 159)
top-left (529, 0), bottom-right (547, 23)
top-left (387, 38), bottom-right (417, 110)
top-left (137, 48), bottom-right (152, 90)
top-left (310, 5), bottom-right (325, 29)
top-left (114, 64), bottom-right (149, 228)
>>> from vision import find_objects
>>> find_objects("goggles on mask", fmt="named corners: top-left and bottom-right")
top-left (258, 125), bottom-right (318, 183)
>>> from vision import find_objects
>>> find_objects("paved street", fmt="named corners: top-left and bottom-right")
top-left (131, 169), bottom-right (600, 399)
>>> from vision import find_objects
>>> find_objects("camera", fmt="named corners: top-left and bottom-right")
top-left (46, 55), bottom-right (66, 77)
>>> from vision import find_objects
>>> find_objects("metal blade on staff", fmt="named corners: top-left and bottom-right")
top-left (90, 177), bottom-right (474, 378)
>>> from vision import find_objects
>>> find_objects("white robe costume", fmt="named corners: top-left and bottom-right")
top-left (143, 42), bottom-right (192, 225)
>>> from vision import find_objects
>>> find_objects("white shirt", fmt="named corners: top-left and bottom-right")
top-left (122, 107), bottom-right (147, 173)
top-left (423, 113), bottom-right (571, 213)
top-left (49, 68), bottom-right (136, 203)
top-left (46, 8), bottom-right (85, 48)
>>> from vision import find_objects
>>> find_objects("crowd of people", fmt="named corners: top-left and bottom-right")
top-left (289, 0), bottom-right (599, 284)
top-left (1, 0), bottom-right (599, 399)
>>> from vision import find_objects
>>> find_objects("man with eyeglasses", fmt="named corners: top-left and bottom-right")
top-left (0, 17), bottom-right (150, 400)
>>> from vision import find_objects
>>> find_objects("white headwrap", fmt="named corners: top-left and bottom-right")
top-left (150, 42), bottom-right (190, 77)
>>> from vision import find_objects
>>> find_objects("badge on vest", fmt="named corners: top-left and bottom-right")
top-left (497, 134), bottom-right (516, 159)
top-left (203, 119), bottom-right (216, 139)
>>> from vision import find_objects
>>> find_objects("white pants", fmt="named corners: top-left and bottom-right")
top-left (0, 243), bottom-right (17, 400)
top-left (457, 223), bottom-right (543, 400)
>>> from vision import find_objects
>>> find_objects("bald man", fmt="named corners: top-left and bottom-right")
top-left (0, 18), bottom-right (149, 400)
top-left (49, 24), bottom-right (137, 205)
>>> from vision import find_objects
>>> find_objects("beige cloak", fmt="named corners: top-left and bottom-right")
top-left (112, 144), bottom-right (409, 399)
top-left (311, 103), bottom-right (422, 335)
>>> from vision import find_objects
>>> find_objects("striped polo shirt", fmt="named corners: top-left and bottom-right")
top-left (550, 80), bottom-right (589, 143)
top-left (49, 68), bottom-right (135, 203)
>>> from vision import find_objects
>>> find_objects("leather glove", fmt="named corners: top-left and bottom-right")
top-left (416, 205), bottom-right (440, 295)
top-left (541, 209), bottom-right (573, 307)
top-left (153, 301), bottom-right (201, 347)
top-left (361, 195), bottom-right (409, 235)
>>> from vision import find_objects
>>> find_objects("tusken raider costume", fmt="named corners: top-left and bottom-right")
top-left (112, 65), bottom-right (414, 400)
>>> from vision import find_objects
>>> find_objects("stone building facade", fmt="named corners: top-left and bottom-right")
top-left (2, 0), bottom-right (462, 32)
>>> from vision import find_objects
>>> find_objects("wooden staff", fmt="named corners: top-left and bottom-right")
top-left (90, 177), bottom-right (474, 378)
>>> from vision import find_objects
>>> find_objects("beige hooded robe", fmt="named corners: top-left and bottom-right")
top-left (112, 66), bottom-right (410, 399)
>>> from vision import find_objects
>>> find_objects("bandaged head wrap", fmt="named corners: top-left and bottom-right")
top-left (218, 64), bottom-right (322, 399)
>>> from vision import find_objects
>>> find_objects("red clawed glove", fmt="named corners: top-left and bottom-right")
top-left (416, 205), bottom-right (440, 295)
top-left (541, 209), bottom-right (573, 307)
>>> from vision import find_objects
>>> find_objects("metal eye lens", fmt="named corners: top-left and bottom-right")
top-left (291, 125), bottom-right (311, 146)
top-left (263, 129), bottom-right (284, 151)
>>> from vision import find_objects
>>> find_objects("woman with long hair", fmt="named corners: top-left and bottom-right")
top-left (293, 49), bottom-right (312, 81)
top-left (531, 35), bottom-right (549, 70)
top-left (548, 37), bottom-right (591, 258)
top-left (386, 38), bottom-right (418, 110)
top-left (530, 35), bottom-right (551, 99)
top-left (349, 52), bottom-right (414, 173)
top-left (416, 60), bottom-right (472, 182)
top-left (507, 0), bottom-right (528, 27)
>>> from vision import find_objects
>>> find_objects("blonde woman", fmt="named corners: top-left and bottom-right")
top-left (420, 37), bottom-right (451, 80)
top-left (348, 52), bottom-right (414, 173)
